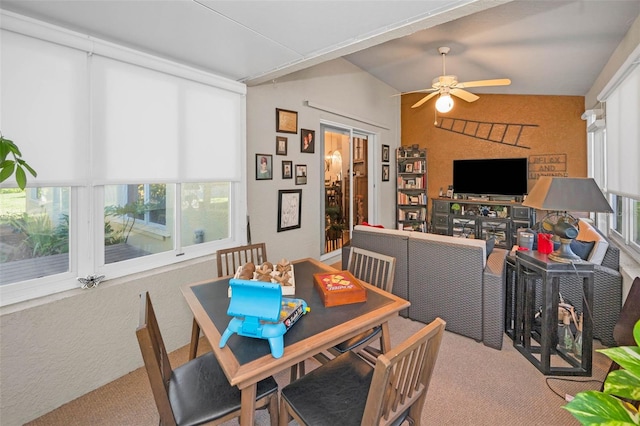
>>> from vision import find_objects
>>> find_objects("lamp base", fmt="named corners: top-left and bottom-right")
top-left (547, 237), bottom-right (585, 264)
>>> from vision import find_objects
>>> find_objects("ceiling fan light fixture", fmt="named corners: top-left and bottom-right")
top-left (435, 93), bottom-right (453, 113)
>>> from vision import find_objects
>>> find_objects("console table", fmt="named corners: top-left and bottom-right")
top-left (514, 250), bottom-right (594, 376)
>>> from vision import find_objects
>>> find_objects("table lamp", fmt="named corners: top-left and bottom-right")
top-left (522, 177), bottom-right (613, 263)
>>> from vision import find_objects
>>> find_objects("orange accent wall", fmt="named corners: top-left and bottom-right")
top-left (401, 93), bottom-right (587, 206)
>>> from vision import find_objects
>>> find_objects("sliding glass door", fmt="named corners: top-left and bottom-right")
top-left (321, 123), bottom-right (373, 256)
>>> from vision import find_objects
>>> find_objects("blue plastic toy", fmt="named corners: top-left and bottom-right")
top-left (219, 278), bottom-right (308, 358)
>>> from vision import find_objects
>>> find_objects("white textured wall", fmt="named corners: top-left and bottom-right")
top-left (0, 57), bottom-right (400, 425)
top-left (246, 58), bottom-right (401, 262)
top-left (0, 256), bottom-right (216, 425)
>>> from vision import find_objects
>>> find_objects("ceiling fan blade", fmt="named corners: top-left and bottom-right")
top-left (450, 88), bottom-right (479, 102)
top-left (391, 88), bottom-right (437, 97)
top-left (411, 91), bottom-right (439, 108)
top-left (456, 78), bottom-right (511, 88)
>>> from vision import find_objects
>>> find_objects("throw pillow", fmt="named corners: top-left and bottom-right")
top-left (570, 240), bottom-right (595, 261)
top-left (576, 219), bottom-right (609, 265)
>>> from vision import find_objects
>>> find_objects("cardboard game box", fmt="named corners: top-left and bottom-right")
top-left (313, 270), bottom-right (367, 307)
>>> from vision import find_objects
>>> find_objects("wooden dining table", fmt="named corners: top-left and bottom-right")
top-left (180, 257), bottom-right (410, 426)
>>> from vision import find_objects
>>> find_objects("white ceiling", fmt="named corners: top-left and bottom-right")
top-left (1, 0), bottom-right (639, 97)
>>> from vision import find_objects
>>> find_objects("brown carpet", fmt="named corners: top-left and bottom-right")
top-left (26, 315), bottom-right (609, 426)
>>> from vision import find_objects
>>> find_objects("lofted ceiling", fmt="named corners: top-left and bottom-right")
top-left (1, 0), bottom-right (639, 98)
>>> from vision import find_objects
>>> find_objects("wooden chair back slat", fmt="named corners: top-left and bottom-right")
top-left (216, 243), bottom-right (267, 277)
top-left (362, 318), bottom-right (446, 426)
top-left (347, 247), bottom-right (396, 292)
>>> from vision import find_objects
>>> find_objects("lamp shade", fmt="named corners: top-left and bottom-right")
top-left (522, 177), bottom-right (613, 213)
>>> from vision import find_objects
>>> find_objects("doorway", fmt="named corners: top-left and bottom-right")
top-left (321, 124), bottom-right (372, 256)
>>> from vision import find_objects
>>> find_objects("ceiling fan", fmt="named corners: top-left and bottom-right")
top-left (407, 47), bottom-right (511, 111)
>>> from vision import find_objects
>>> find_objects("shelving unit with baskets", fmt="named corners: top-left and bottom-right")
top-left (396, 146), bottom-right (427, 232)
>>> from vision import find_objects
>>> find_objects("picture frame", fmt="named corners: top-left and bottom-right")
top-left (276, 136), bottom-right (288, 155)
top-left (405, 163), bottom-right (413, 173)
top-left (276, 108), bottom-right (298, 134)
top-left (295, 164), bottom-right (307, 185)
top-left (382, 164), bottom-right (390, 181)
top-left (300, 129), bottom-right (315, 153)
top-left (277, 189), bottom-right (302, 232)
top-left (282, 160), bottom-right (293, 179)
top-left (255, 154), bottom-right (272, 180)
top-left (382, 144), bottom-right (390, 162)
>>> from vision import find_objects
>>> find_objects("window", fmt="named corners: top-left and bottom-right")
top-left (181, 182), bottom-right (230, 247)
top-left (0, 187), bottom-right (70, 285)
top-left (594, 48), bottom-right (640, 259)
top-left (0, 18), bottom-right (246, 306)
top-left (104, 184), bottom-right (173, 264)
top-left (610, 194), bottom-right (640, 256)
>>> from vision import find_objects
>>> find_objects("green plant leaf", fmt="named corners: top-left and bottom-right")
top-left (635, 320), bottom-right (640, 347)
top-left (604, 369), bottom-right (640, 401)
top-left (0, 141), bottom-right (8, 162)
top-left (563, 391), bottom-right (639, 425)
top-left (15, 166), bottom-right (27, 190)
top-left (0, 136), bottom-right (36, 188)
top-left (0, 160), bottom-right (16, 183)
top-left (21, 161), bottom-right (37, 178)
top-left (599, 346), bottom-right (640, 377)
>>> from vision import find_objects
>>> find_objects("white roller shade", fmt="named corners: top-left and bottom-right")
top-left (2, 14), bottom-right (244, 187)
top-left (91, 56), bottom-right (242, 183)
top-left (605, 65), bottom-right (640, 197)
top-left (183, 79), bottom-right (242, 182)
top-left (0, 30), bottom-right (89, 186)
top-left (91, 56), bottom-right (179, 183)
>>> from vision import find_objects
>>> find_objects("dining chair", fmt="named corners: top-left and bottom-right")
top-left (328, 247), bottom-right (396, 363)
top-left (136, 291), bottom-right (279, 426)
top-left (279, 317), bottom-right (446, 426)
top-left (189, 242), bottom-right (267, 360)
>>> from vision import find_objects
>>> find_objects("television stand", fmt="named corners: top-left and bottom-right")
top-left (430, 197), bottom-right (536, 248)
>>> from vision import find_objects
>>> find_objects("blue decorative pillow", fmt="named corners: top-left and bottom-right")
top-left (570, 239), bottom-right (595, 261)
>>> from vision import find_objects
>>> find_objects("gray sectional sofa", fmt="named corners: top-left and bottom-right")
top-left (343, 225), bottom-right (508, 349)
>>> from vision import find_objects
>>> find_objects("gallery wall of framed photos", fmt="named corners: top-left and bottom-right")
top-left (272, 107), bottom-right (314, 231)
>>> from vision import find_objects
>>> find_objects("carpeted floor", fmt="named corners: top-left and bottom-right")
top-left (26, 314), bottom-right (609, 426)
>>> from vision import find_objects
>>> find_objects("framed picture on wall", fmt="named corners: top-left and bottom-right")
top-left (256, 154), bottom-right (272, 180)
top-left (382, 164), bottom-right (390, 181)
top-left (276, 136), bottom-right (288, 155)
top-left (277, 189), bottom-right (302, 232)
top-left (276, 108), bottom-right (298, 134)
top-left (282, 160), bottom-right (293, 179)
top-left (382, 145), bottom-right (390, 162)
top-left (301, 129), bottom-right (315, 153)
top-left (296, 164), bottom-right (307, 185)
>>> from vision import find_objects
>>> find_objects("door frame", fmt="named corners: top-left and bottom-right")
top-left (319, 120), bottom-right (378, 260)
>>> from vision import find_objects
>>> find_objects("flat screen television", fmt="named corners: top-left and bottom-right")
top-left (453, 158), bottom-right (528, 196)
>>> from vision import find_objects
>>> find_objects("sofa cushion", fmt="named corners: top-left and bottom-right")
top-left (576, 219), bottom-right (609, 265)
